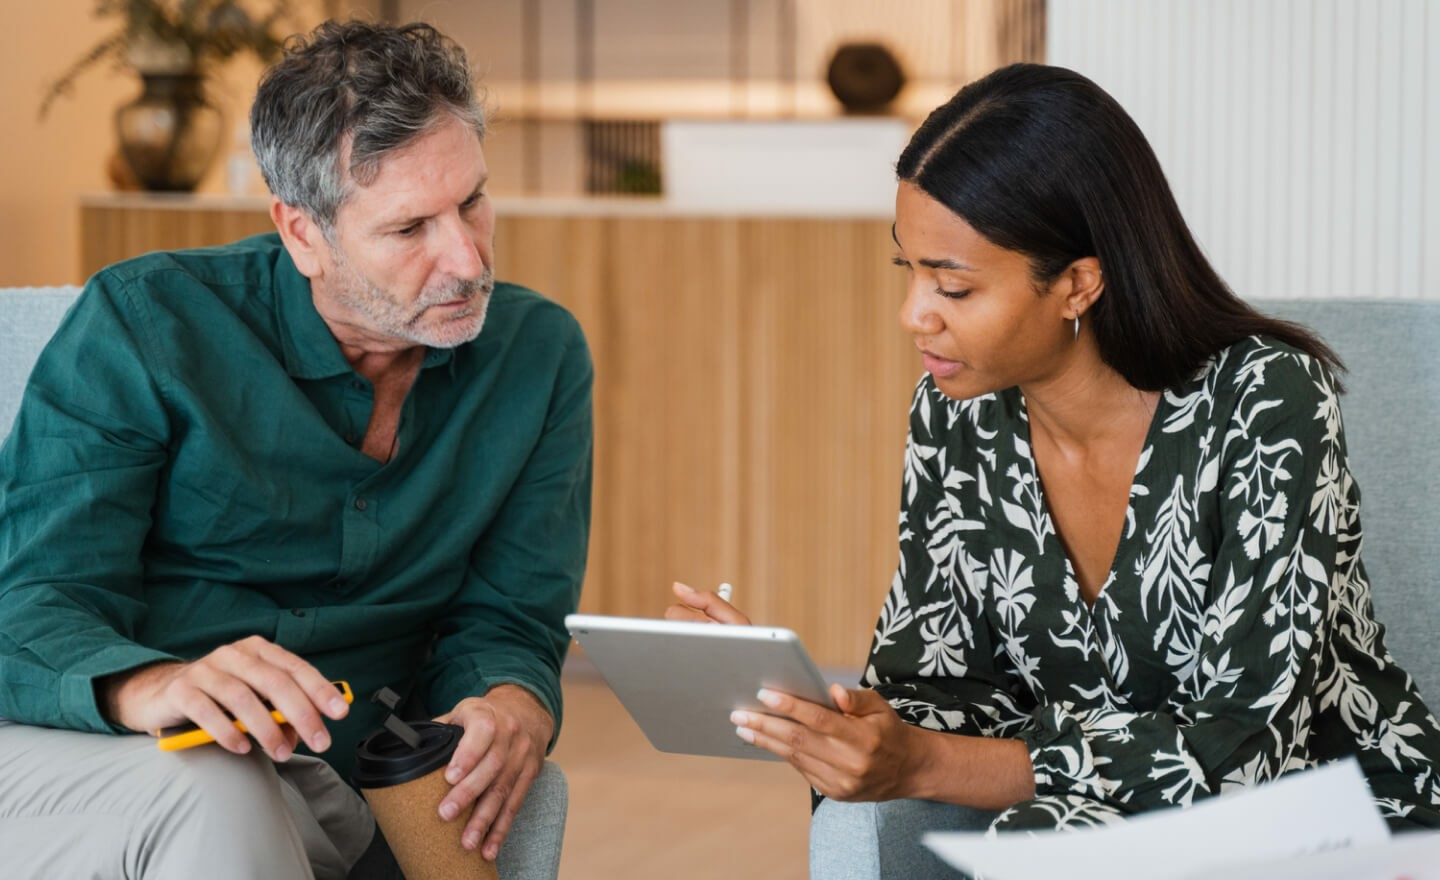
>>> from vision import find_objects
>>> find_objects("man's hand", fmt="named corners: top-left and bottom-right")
top-left (99, 635), bottom-right (350, 761)
top-left (433, 684), bottom-right (554, 860)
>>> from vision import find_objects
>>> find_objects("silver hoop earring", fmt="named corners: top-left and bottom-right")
top-left (1073, 315), bottom-right (1081, 341)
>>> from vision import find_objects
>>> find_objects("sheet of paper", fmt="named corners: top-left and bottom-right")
top-left (922, 758), bottom-right (1391, 880)
top-left (1203, 831), bottom-right (1440, 880)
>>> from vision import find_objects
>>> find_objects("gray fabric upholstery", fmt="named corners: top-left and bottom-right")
top-left (0, 286), bottom-right (81, 441)
top-left (811, 799), bottom-right (994, 879)
top-left (1257, 299), bottom-right (1440, 705)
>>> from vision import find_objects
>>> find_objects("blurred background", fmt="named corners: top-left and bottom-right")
top-left (2, 2), bottom-right (1435, 876)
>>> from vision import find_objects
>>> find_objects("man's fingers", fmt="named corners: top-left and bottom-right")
top-left (240, 639), bottom-right (348, 748)
top-left (478, 763), bottom-right (537, 860)
top-left (444, 709), bottom-right (500, 784)
top-left (447, 730), bottom-right (537, 856)
top-left (168, 639), bottom-right (340, 757)
top-left (213, 667), bottom-right (324, 757)
top-left (176, 688), bottom-right (254, 755)
top-left (442, 746), bottom-right (507, 822)
top-left (438, 702), bottom-right (504, 821)
top-left (172, 669), bottom-right (288, 756)
top-left (434, 690), bottom-right (550, 859)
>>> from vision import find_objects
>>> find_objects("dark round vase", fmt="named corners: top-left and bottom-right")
top-left (115, 73), bottom-right (223, 192)
top-left (826, 43), bottom-right (907, 115)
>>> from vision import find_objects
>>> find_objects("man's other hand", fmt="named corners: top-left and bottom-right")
top-left (433, 685), bottom-right (553, 861)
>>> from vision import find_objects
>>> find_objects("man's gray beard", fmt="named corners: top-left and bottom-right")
top-left (404, 271), bottom-right (495, 348)
top-left (331, 253), bottom-right (495, 349)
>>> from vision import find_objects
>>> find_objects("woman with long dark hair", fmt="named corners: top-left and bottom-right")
top-left (669, 63), bottom-right (1440, 853)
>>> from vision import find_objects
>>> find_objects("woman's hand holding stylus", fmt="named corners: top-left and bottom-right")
top-left (665, 581), bottom-right (752, 625)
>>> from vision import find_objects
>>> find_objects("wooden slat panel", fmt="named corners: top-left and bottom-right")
top-left (81, 205), bottom-right (274, 279)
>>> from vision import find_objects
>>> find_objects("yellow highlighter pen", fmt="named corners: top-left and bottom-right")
top-left (155, 680), bottom-right (353, 751)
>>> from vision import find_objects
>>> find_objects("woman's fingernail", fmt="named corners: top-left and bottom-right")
top-left (757, 688), bottom-right (780, 707)
top-left (463, 833), bottom-right (479, 849)
top-left (735, 726), bottom-right (755, 743)
top-left (440, 802), bottom-right (459, 821)
top-left (676, 582), bottom-right (695, 593)
top-left (730, 710), bottom-right (749, 725)
top-left (446, 765), bottom-right (463, 784)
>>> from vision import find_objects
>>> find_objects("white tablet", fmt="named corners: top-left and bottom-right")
top-left (565, 614), bottom-right (838, 761)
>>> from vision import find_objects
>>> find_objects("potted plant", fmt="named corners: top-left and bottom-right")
top-left (40, 1), bottom-right (303, 192)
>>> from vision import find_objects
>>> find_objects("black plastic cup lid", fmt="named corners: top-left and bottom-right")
top-left (352, 721), bottom-right (463, 789)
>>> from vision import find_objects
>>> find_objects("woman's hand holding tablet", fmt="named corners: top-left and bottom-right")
top-left (565, 610), bottom-right (835, 761)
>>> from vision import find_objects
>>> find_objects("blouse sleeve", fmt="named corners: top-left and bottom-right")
top-left (864, 381), bottom-right (1034, 738)
top-left (1017, 348), bottom-right (1347, 811)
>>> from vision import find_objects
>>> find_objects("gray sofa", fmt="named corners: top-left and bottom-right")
top-left (1262, 299), bottom-right (1440, 705)
top-left (0, 287), bottom-right (78, 437)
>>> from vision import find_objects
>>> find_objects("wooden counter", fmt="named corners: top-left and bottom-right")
top-left (81, 194), bottom-right (916, 668)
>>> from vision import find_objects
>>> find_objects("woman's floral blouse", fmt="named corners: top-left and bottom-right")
top-left (866, 336), bottom-right (1440, 830)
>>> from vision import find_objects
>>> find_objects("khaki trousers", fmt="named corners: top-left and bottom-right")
top-left (0, 720), bottom-right (374, 879)
top-left (0, 721), bottom-right (569, 880)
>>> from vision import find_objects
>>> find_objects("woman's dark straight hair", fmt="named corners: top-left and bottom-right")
top-left (896, 63), bottom-right (1342, 391)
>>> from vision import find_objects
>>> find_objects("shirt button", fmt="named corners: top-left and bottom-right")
top-left (354, 498), bottom-right (368, 511)
top-left (350, 379), bottom-right (365, 390)
top-left (291, 608), bottom-right (306, 617)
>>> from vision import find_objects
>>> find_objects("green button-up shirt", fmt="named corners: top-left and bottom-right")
top-left (0, 234), bottom-right (593, 778)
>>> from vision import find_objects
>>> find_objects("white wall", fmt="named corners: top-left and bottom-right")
top-left (1048, 0), bottom-right (1439, 300)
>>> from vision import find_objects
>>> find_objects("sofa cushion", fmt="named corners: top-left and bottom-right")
top-left (1257, 299), bottom-right (1440, 705)
top-left (0, 287), bottom-right (82, 441)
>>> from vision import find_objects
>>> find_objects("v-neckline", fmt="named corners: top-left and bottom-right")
top-left (1016, 389), bottom-right (1167, 613)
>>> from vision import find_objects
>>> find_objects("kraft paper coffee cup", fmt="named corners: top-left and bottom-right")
top-left (353, 721), bottom-right (500, 880)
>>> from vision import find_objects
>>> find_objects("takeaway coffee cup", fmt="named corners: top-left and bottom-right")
top-left (353, 719), bottom-right (500, 880)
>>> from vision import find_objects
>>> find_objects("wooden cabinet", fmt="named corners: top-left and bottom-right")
top-left (81, 195), bottom-right (915, 668)
top-left (80, 194), bottom-right (276, 279)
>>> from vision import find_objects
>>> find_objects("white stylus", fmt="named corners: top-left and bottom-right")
top-left (717, 582), bottom-right (733, 603)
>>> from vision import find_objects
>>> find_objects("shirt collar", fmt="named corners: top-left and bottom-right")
top-left (272, 245), bottom-right (457, 380)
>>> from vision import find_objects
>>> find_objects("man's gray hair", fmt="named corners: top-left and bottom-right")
top-left (250, 20), bottom-right (487, 232)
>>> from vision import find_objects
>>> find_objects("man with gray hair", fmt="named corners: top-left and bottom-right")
top-left (0, 20), bottom-right (590, 879)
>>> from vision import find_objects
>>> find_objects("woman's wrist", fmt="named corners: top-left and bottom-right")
top-left (900, 726), bottom-right (1036, 809)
